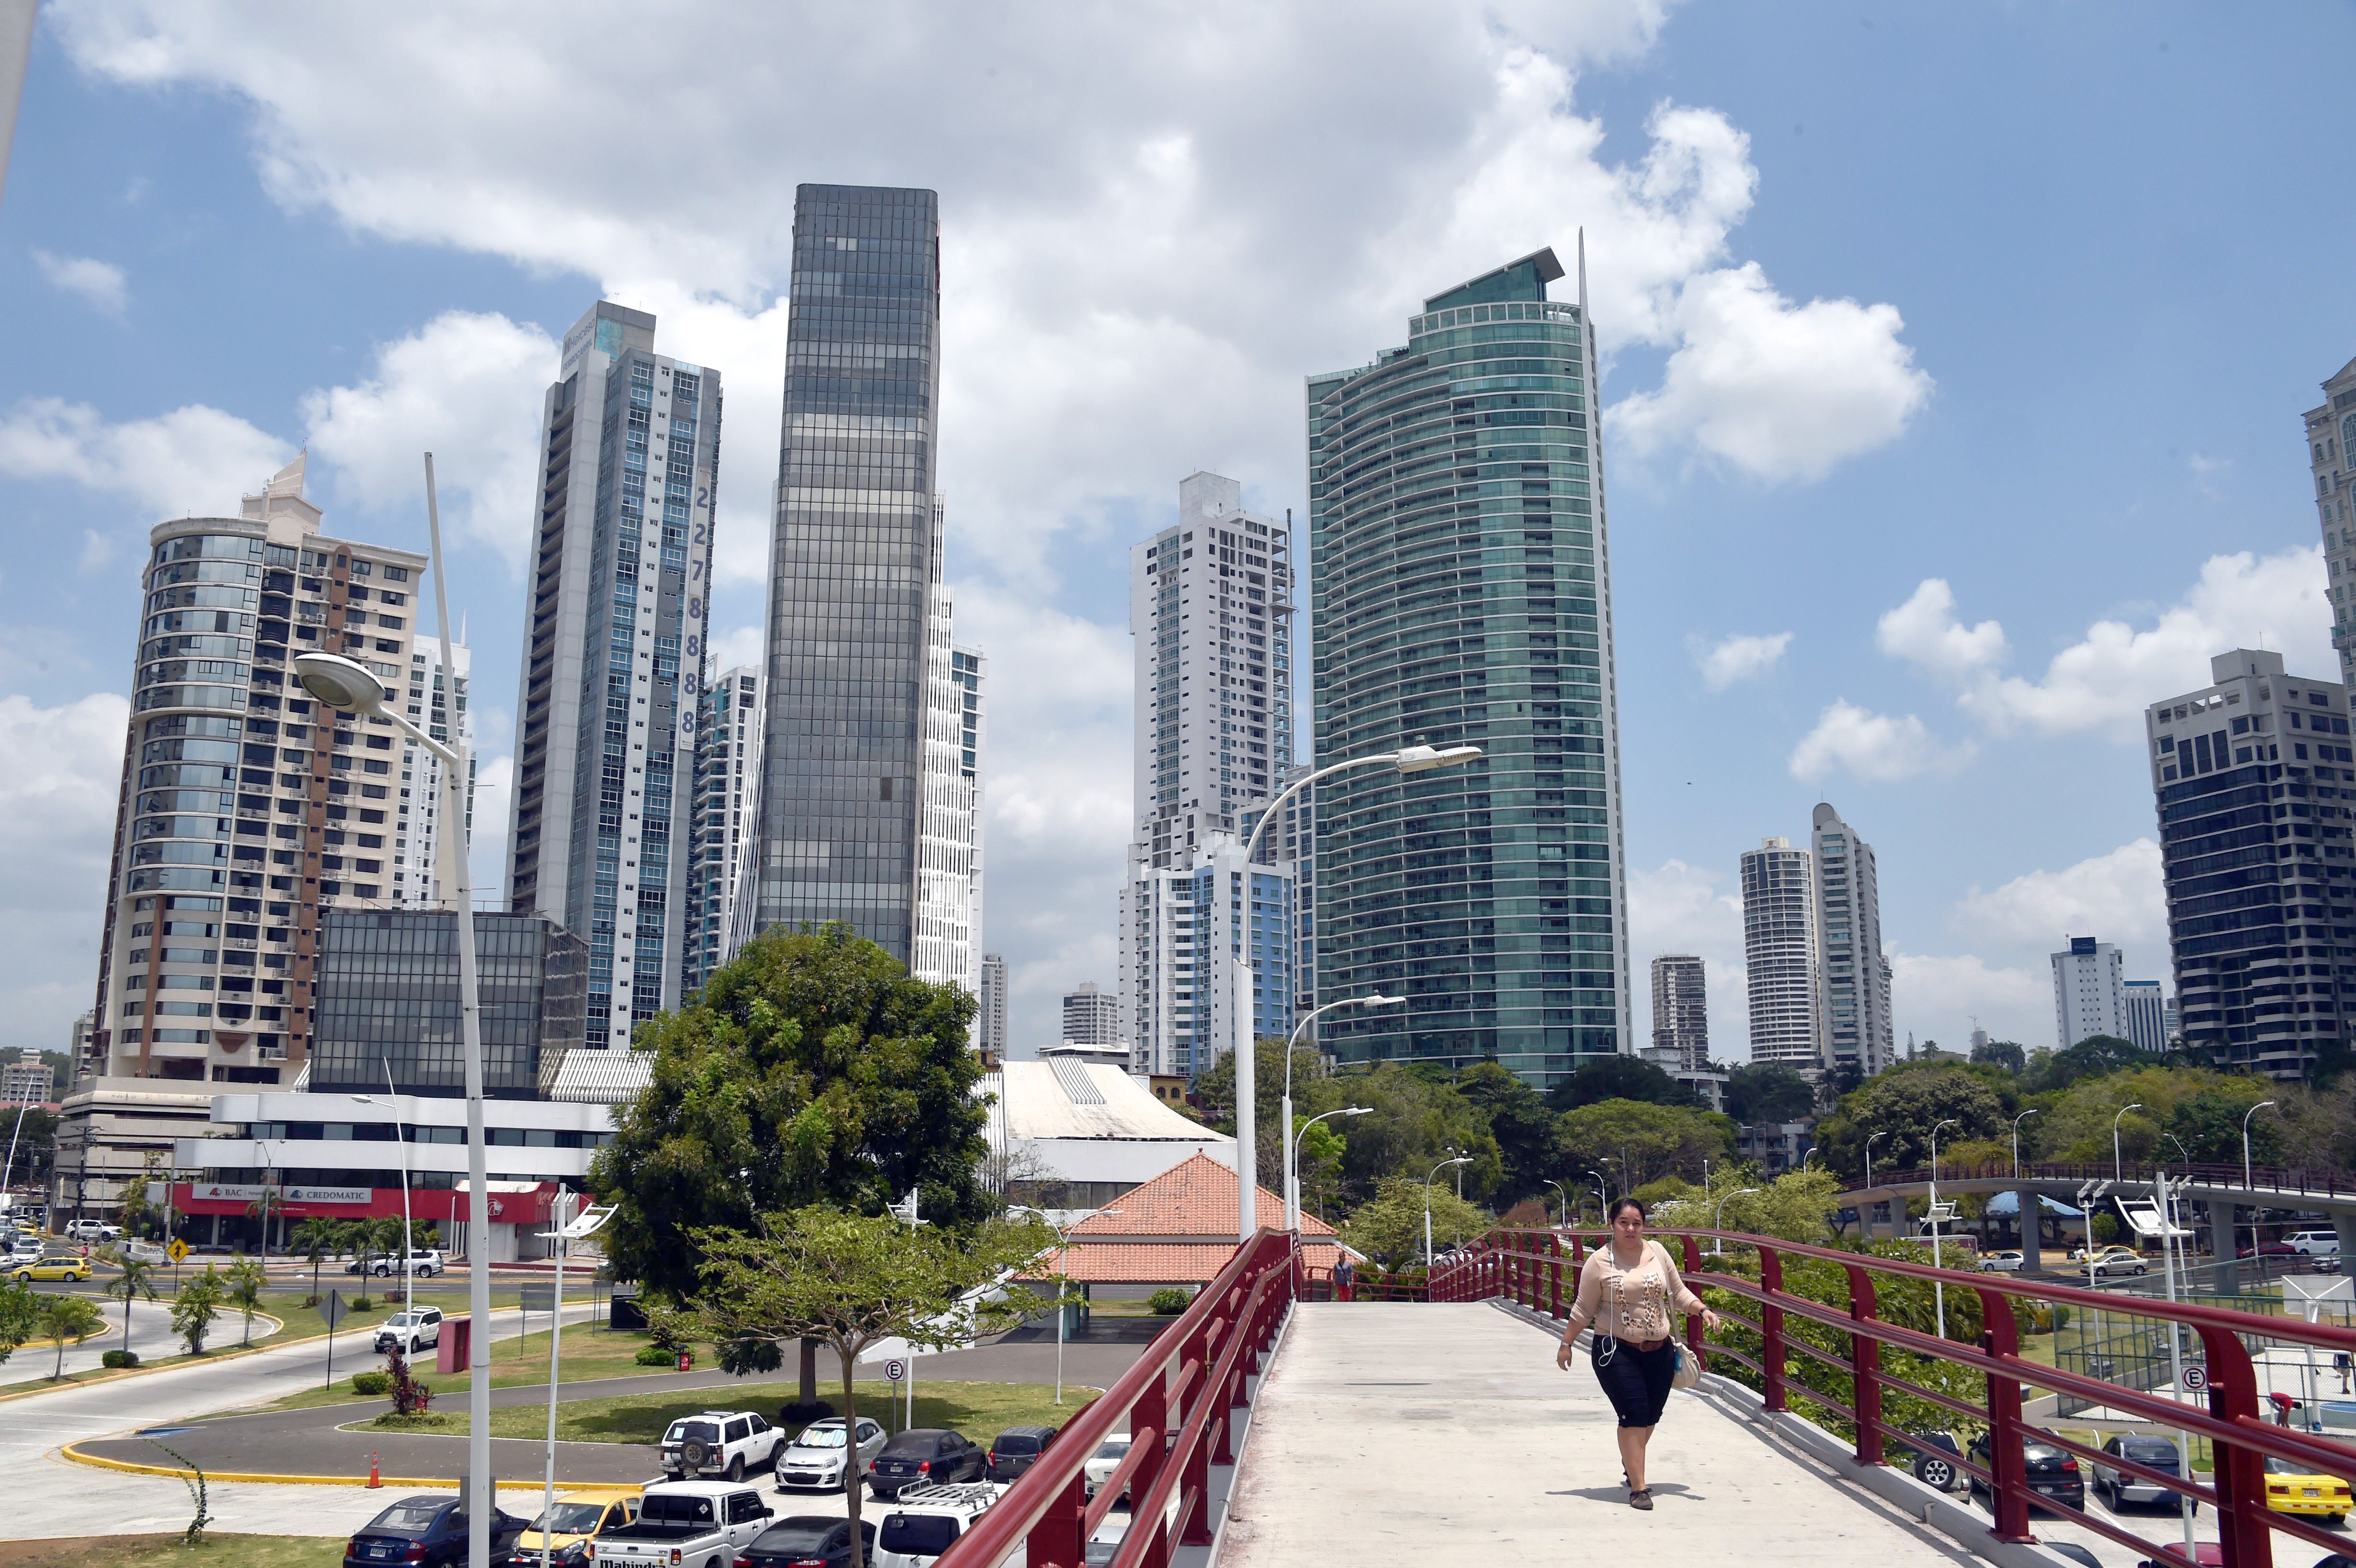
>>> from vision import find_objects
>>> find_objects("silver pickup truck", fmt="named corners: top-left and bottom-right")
top-left (579, 1481), bottom-right (772, 1568)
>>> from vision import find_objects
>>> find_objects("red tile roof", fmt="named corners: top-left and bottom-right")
top-left (1066, 1152), bottom-right (1337, 1241)
top-left (1036, 1239), bottom-right (1345, 1285)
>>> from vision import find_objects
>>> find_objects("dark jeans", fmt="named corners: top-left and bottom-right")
top-left (1591, 1334), bottom-right (1677, 1429)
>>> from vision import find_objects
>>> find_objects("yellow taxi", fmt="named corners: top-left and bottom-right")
top-left (13, 1256), bottom-right (92, 1283)
top-left (2262, 1453), bottom-right (2351, 1524)
top-left (501, 1488), bottom-right (639, 1565)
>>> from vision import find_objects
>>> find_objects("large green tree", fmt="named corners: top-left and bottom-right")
top-left (1451, 1061), bottom-right (1557, 1203)
top-left (1339, 1176), bottom-right (1491, 1270)
top-left (1298, 1061), bottom-right (1501, 1203)
top-left (590, 924), bottom-right (992, 1304)
top-left (1724, 1063), bottom-right (1815, 1124)
top-left (1813, 1061), bottom-right (2013, 1179)
top-left (1555, 1099), bottom-right (1733, 1191)
top-left (2021, 1034), bottom-right (2158, 1093)
top-left (1545, 1055), bottom-right (1693, 1113)
top-left (1192, 1035), bottom-right (1329, 1188)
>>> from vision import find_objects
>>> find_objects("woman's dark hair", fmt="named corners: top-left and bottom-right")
top-left (1607, 1197), bottom-right (1647, 1223)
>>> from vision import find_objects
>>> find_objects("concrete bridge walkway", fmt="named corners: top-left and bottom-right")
top-left (1215, 1302), bottom-right (2050, 1568)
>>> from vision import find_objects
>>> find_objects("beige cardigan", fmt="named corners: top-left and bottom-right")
top-left (1563, 1239), bottom-right (1703, 1345)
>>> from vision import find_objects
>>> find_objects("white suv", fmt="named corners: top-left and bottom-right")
top-left (66, 1220), bottom-right (120, 1241)
top-left (373, 1307), bottom-right (445, 1355)
top-left (660, 1410), bottom-right (785, 1483)
top-left (874, 1482), bottom-right (1002, 1568)
top-left (351, 1248), bottom-right (445, 1278)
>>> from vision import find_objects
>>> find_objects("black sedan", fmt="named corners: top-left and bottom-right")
top-left (741, 1515), bottom-right (877, 1567)
top-left (988, 1425), bottom-right (1060, 1484)
top-left (345, 1496), bottom-right (527, 1568)
top-left (1967, 1435), bottom-right (2085, 1514)
top-left (867, 1428), bottom-right (987, 1499)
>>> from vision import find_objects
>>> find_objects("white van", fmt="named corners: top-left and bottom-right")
top-left (2286, 1230), bottom-right (2342, 1257)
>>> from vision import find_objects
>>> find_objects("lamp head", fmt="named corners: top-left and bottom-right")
top-left (293, 652), bottom-right (389, 716)
top-left (1391, 743), bottom-right (1482, 774)
top-left (1342, 1106), bottom-right (1373, 1116)
top-left (1365, 993), bottom-right (1407, 1007)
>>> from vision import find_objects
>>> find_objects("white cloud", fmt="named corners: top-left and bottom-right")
top-left (1627, 857), bottom-right (1748, 1054)
top-left (1691, 630), bottom-right (1790, 689)
top-left (1887, 946), bottom-right (2051, 1053)
top-left (1874, 549), bottom-right (2333, 742)
top-left (77, 528), bottom-right (117, 573)
top-left (0, 396), bottom-right (290, 517)
top-left (1951, 838), bottom-right (2166, 957)
top-left (0, 692), bottom-right (132, 1056)
top-left (1612, 261), bottom-right (1931, 482)
top-left (32, 250), bottom-right (128, 316)
top-left (708, 624), bottom-right (764, 675)
top-left (1788, 699), bottom-right (1972, 783)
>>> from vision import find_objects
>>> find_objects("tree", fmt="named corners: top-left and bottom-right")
top-left (1724, 1064), bottom-right (1815, 1125)
top-left (104, 1254), bottom-right (159, 1360)
top-left (0, 1278), bottom-right (36, 1368)
top-left (289, 1217), bottom-right (340, 1304)
top-left (1813, 1062), bottom-right (2013, 1178)
top-left (1555, 1100), bottom-right (1734, 1191)
top-left (1298, 1061), bottom-right (1500, 1203)
top-left (2021, 1034), bottom-right (2157, 1093)
top-left (1292, 1114), bottom-right (1348, 1223)
top-left (1546, 1056), bottom-right (1693, 1114)
top-left (36, 1293), bottom-right (103, 1380)
top-left (224, 1255), bottom-right (267, 1347)
top-left (1339, 1176), bottom-right (1491, 1270)
top-left (171, 1266), bottom-right (224, 1355)
top-left (1193, 1034), bottom-right (1329, 1187)
top-left (659, 1207), bottom-right (1049, 1568)
top-left (0, 1105), bottom-right (58, 1187)
top-left (1451, 1062), bottom-right (1558, 1204)
top-left (1970, 1038), bottom-right (2027, 1075)
top-left (340, 1219), bottom-right (382, 1283)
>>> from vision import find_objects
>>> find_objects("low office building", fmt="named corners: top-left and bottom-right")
top-left (52, 1076), bottom-right (229, 1226)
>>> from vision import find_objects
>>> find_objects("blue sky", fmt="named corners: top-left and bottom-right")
top-left (0, 1), bottom-right (2340, 1062)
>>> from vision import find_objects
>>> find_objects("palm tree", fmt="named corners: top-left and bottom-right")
top-left (342, 1218), bottom-right (380, 1282)
top-left (38, 1293), bottom-right (104, 1379)
top-left (244, 1187), bottom-right (285, 1259)
top-left (224, 1255), bottom-right (267, 1347)
top-left (104, 1254), bottom-right (158, 1360)
top-left (289, 1218), bottom-right (339, 1305)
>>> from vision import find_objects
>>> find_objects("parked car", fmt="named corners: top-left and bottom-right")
top-left (2084, 1247), bottom-right (2149, 1278)
top-left (2046, 1545), bottom-right (2102, 1568)
top-left (659, 1410), bottom-right (785, 1483)
top-left (342, 1495), bottom-right (526, 1568)
top-left (374, 1307), bottom-right (445, 1356)
top-left (1085, 1514), bottom-right (1129, 1567)
top-left (872, 1482), bottom-right (1002, 1568)
top-left (66, 1220), bottom-right (120, 1242)
top-left (1907, 1430), bottom-right (1964, 1492)
top-left (12, 1255), bottom-right (90, 1283)
top-left (986, 1425), bottom-right (1060, 1484)
top-left (1976, 1251), bottom-right (2027, 1274)
top-left (5, 1236), bottom-right (42, 1261)
top-left (2238, 1241), bottom-right (2300, 1259)
top-left (1083, 1434), bottom-right (1134, 1502)
top-left (774, 1416), bottom-right (887, 1491)
top-left (572, 1481), bottom-right (773, 1568)
top-left (1967, 1434), bottom-right (2084, 1514)
top-left (2137, 1547), bottom-right (2222, 1568)
top-left (740, 1514), bottom-right (877, 1568)
top-left (2093, 1435), bottom-right (2186, 1511)
top-left (499, 1488), bottom-right (638, 1566)
top-left (867, 1429), bottom-right (988, 1501)
top-left (2263, 1453), bottom-right (2352, 1524)
top-left (2287, 1231), bottom-right (2343, 1259)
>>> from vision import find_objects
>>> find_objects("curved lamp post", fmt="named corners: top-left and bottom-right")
top-left (1424, 1155), bottom-right (1472, 1270)
top-left (1543, 1179), bottom-right (1571, 1230)
top-left (1007, 1204), bottom-right (1120, 1406)
top-left (2113, 1102), bottom-right (2144, 1188)
top-left (2241, 1100), bottom-right (2277, 1277)
top-left (1233, 745), bottom-right (1480, 1241)
top-left (1279, 995), bottom-right (1403, 1232)
top-left (1287, 1107), bottom-right (1370, 1233)
top-left (2011, 1108), bottom-right (2040, 1180)
top-left (1928, 1117), bottom-right (1959, 1340)
top-left (1711, 1188), bottom-right (1758, 1258)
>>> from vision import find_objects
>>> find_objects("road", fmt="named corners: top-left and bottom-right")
top-left (15, 1296), bottom-right (287, 1380)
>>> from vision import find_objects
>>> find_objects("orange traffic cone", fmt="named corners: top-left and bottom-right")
top-left (367, 1451), bottom-right (382, 1489)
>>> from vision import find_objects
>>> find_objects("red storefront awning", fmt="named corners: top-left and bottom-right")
top-left (170, 1181), bottom-right (560, 1224)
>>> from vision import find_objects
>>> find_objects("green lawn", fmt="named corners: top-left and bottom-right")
top-left (0, 1536), bottom-right (338, 1568)
top-left (235, 1322), bottom-right (675, 1416)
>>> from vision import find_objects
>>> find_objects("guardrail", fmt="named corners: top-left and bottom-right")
top-left (934, 1228), bottom-right (1297, 1568)
top-left (1429, 1226), bottom-right (2356, 1568)
top-left (1851, 1159), bottom-right (2355, 1203)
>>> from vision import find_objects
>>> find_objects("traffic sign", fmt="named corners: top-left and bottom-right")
top-left (2182, 1364), bottom-right (2208, 1392)
top-left (318, 1289), bottom-right (350, 1330)
top-left (518, 1284), bottom-right (556, 1311)
top-left (165, 1239), bottom-right (189, 1264)
top-left (883, 1358), bottom-right (906, 1383)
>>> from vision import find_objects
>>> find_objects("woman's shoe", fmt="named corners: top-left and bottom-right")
top-left (1629, 1488), bottom-right (1653, 1511)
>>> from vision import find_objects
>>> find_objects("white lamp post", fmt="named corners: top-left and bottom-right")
top-left (1279, 995), bottom-right (1403, 1232)
top-left (1587, 1170), bottom-right (1610, 1227)
top-left (1864, 1132), bottom-right (1887, 1239)
top-left (291, 452), bottom-right (489, 1564)
top-left (1711, 1188), bottom-right (1758, 1257)
top-left (2011, 1108), bottom-right (2039, 1180)
top-left (1233, 745), bottom-right (1480, 1241)
top-left (2241, 1100), bottom-right (2276, 1280)
top-left (1424, 1156), bottom-right (1471, 1270)
top-left (1287, 1108), bottom-right (1370, 1234)
top-left (350, 1063), bottom-right (413, 1323)
top-left (2113, 1102), bottom-right (2143, 1189)
top-left (1928, 1118), bottom-right (1959, 1340)
top-left (1007, 1205), bottom-right (1119, 1405)
top-left (532, 1196), bottom-right (612, 1568)
top-left (1543, 1179), bottom-right (1571, 1230)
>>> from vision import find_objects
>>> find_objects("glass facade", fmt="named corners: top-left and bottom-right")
top-left (1307, 250), bottom-right (1628, 1089)
top-left (310, 908), bottom-right (586, 1099)
top-left (754, 185), bottom-right (942, 965)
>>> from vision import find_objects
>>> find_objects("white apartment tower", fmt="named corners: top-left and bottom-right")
top-left (1061, 982), bottom-right (1123, 1047)
top-left (1648, 954), bottom-right (1708, 1071)
top-left (1128, 472), bottom-right (1294, 870)
top-left (2051, 936), bottom-right (2128, 1049)
top-left (977, 953), bottom-right (1008, 1060)
top-left (1811, 802), bottom-right (1894, 1077)
top-left (682, 666), bottom-right (764, 995)
top-left (911, 568), bottom-right (986, 992)
top-left (1742, 837), bottom-right (1825, 1069)
top-left (393, 637), bottom-right (473, 910)
top-left (1119, 842), bottom-right (1294, 1079)
top-left (2122, 978), bottom-right (2167, 1053)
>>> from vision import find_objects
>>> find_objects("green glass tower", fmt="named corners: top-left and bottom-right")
top-left (1307, 246), bottom-right (1629, 1087)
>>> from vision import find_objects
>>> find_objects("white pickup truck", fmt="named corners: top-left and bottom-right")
top-left (578, 1480), bottom-right (772, 1568)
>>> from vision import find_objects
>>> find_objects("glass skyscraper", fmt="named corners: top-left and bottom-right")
top-left (1306, 247), bottom-right (1629, 1087)
top-left (753, 185), bottom-right (956, 970)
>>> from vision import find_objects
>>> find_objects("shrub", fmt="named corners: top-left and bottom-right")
top-left (349, 1296), bottom-right (374, 1312)
top-left (1148, 1288), bottom-right (1190, 1315)
top-left (351, 1371), bottom-right (392, 1395)
top-left (102, 1350), bottom-right (140, 1369)
top-left (634, 1344), bottom-right (676, 1367)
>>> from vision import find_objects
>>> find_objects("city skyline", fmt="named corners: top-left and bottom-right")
top-left (4, 7), bottom-right (2348, 1062)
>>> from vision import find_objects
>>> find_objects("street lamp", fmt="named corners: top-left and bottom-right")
top-left (1007, 1205), bottom-right (1118, 1405)
top-left (351, 1062), bottom-right (413, 1322)
top-left (2241, 1100), bottom-right (2277, 1279)
top-left (1711, 1188), bottom-right (1759, 1257)
top-left (1587, 1170), bottom-right (1611, 1226)
top-left (531, 1195), bottom-right (612, 1568)
top-left (1543, 1179), bottom-right (1571, 1230)
top-left (1287, 1108), bottom-right (1369, 1234)
top-left (2113, 1102), bottom-right (2143, 1188)
top-left (1928, 1118), bottom-right (1959, 1340)
top-left (1424, 1156), bottom-right (1472, 1270)
top-left (2011, 1109), bottom-right (2040, 1180)
top-left (292, 453), bottom-right (489, 1562)
top-left (1234, 744), bottom-right (1481, 1241)
top-left (1864, 1131), bottom-right (1887, 1235)
top-left (1279, 995), bottom-right (1404, 1231)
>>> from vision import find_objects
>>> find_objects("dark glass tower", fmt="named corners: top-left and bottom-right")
top-left (1307, 248), bottom-right (1630, 1088)
top-left (753, 185), bottom-right (942, 964)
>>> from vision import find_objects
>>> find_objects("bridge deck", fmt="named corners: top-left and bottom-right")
top-left (1217, 1302), bottom-right (1986, 1568)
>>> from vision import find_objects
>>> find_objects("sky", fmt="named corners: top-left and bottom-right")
top-left (0, 1), bottom-right (2344, 1066)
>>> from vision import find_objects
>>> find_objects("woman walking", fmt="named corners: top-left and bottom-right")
top-left (1553, 1197), bottom-right (1720, 1510)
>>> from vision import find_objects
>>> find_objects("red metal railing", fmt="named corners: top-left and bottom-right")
top-left (934, 1228), bottom-right (1298, 1568)
top-left (1850, 1159), bottom-right (2353, 1202)
top-left (1429, 1227), bottom-right (2356, 1568)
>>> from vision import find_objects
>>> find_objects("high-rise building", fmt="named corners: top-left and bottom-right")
top-left (1307, 247), bottom-right (1627, 1086)
top-left (1061, 982), bottom-right (1123, 1048)
top-left (1742, 837), bottom-right (1824, 1069)
top-left (1119, 840), bottom-right (1293, 1078)
top-left (753, 185), bottom-right (947, 970)
top-left (1811, 802), bottom-right (1893, 1077)
top-left (2051, 936), bottom-right (2127, 1048)
top-left (912, 618), bottom-right (985, 991)
top-left (977, 953), bottom-right (1008, 1060)
top-left (682, 666), bottom-right (764, 995)
top-left (2122, 978), bottom-right (2167, 1053)
top-left (1648, 955), bottom-right (1708, 1071)
top-left (91, 456), bottom-right (425, 1086)
top-left (2148, 648), bottom-right (2355, 1078)
top-left (0, 1051), bottom-right (53, 1106)
top-left (2302, 357), bottom-right (2356, 686)
top-left (393, 637), bottom-right (473, 910)
top-left (503, 300), bottom-right (720, 1050)
top-left (1242, 765), bottom-right (1315, 1020)
top-left (1128, 473), bottom-right (1295, 871)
